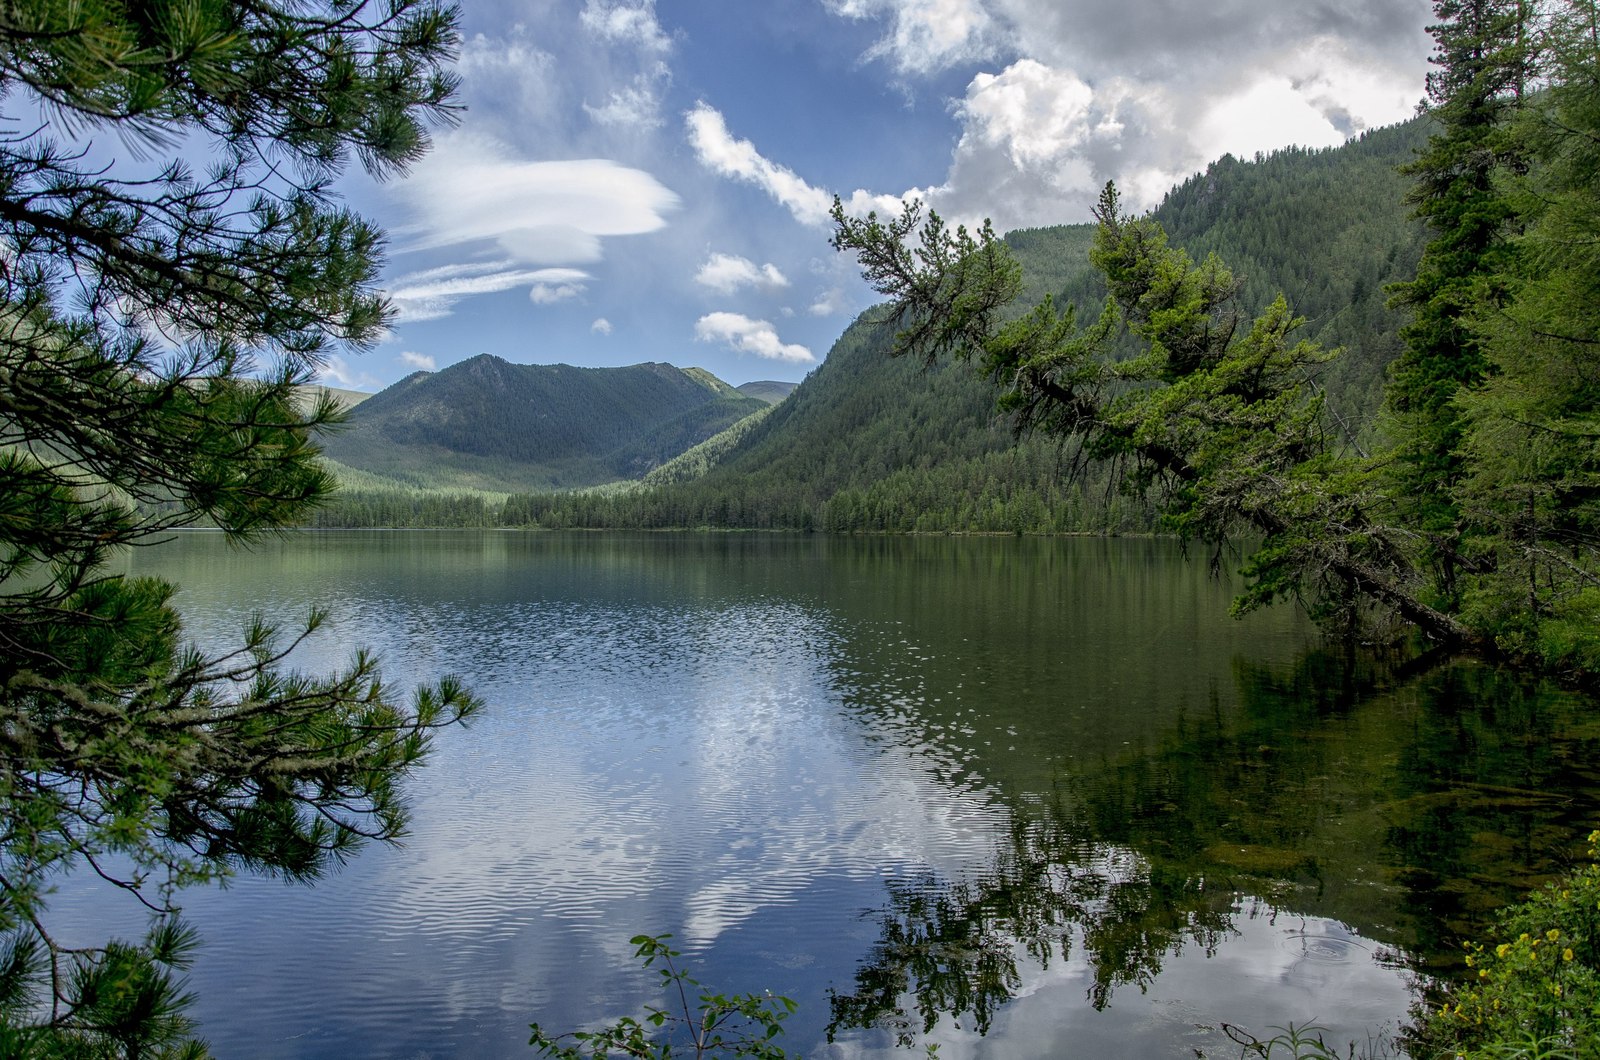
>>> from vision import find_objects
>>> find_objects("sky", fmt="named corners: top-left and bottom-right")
top-left (321, 0), bottom-right (1437, 392)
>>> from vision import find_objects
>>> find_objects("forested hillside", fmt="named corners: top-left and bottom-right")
top-left (1156, 121), bottom-right (1431, 433)
top-left (319, 355), bottom-right (767, 491)
top-left (472, 118), bottom-right (1429, 533)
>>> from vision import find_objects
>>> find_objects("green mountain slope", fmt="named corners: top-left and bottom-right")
top-left (503, 119), bottom-right (1430, 532)
top-left (319, 355), bottom-right (766, 491)
top-left (639, 404), bottom-right (778, 487)
top-left (1154, 121), bottom-right (1431, 434)
top-left (735, 380), bottom-right (798, 404)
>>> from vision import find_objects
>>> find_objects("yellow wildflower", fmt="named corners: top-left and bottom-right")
top-left (1565, 948), bottom-right (1575, 962)
top-left (1548, 928), bottom-right (1561, 942)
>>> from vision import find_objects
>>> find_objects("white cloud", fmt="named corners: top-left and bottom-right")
top-left (923, 60), bottom-right (1147, 229)
top-left (580, 0), bottom-right (671, 52)
top-left (591, 317), bottom-right (614, 334)
top-left (393, 131), bottom-right (679, 265)
top-left (1195, 77), bottom-right (1345, 162)
top-left (399, 350), bottom-right (436, 371)
top-left (960, 60), bottom-right (1096, 167)
top-left (694, 312), bottom-right (815, 364)
top-left (529, 268), bottom-right (591, 304)
top-left (824, 0), bottom-right (997, 75)
top-left (578, 1), bottom-right (672, 130)
top-left (318, 356), bottom-right (382, 390)
top-left (685, 103), bottom-right (833, 226)
top-left (809, 287), bottom-right (851, 317)
top-left (687, 31), bottom-right (1421, 247)
top-left (792, 0), bottom-right (1431, 231)
top-left (694, 252), bottom-right (790, 294)
top-left (387, 262), bottom-right (594, 322)
top-left (456, 30), bottom-right (562, 134)
top-left (585, 70), bottom-right (670, 128)
top-left (685, 103), bottom-right (916, 227)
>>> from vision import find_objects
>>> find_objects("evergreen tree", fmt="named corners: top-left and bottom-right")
top-left (831, 187), bottom-right (1472, 644)
top-left (1458, 0), bottom-right (1600, 672)
top-left (1386, 0), bottom-right (1535, 603)
top-left (0, 1), bottom-right (476, 1052)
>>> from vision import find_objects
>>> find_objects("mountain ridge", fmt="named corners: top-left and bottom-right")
top-left (318, 356), bottom-right (770, 492)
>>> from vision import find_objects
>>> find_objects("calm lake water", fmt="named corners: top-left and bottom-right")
top-left (65, 531), bottom-right (1600, 1058)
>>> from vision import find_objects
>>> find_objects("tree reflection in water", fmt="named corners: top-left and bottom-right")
top-left (828, 649), bottom-right (1600, 1046)
top-left (828, 811), bottom-right (1232, 1045)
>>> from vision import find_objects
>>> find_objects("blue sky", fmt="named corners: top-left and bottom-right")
top-left (321, 0), bottom-right (1436, 392)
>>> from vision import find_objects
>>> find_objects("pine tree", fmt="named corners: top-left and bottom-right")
top-left (1386, 0), bottom-right (1535, 604)
top-left (1457, 0), bottom-right (1600, 671)
top-left (0, 1), bottom-right (476, 1051)
top-left (831, 186), bottom-right (1473, 643)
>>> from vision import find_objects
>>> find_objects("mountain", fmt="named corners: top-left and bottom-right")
top-left (318, 356), bottom-right (767, 492)
top-left (735, 380), bottom-right (798, 404)
top-left (499, 118), bottom-right (1433, 532)
top-left (293, 384), bottom-right (372, 413)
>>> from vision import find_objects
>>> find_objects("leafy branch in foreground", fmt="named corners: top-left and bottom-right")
top-left (832, 184), bottom-right (1471, 647)
top-left (0, 0), bottom-right (475, 1052)
top-left (530, 935), bottom-right (797, 1060)
top-left (831, 2), bottom-right (1600, 675)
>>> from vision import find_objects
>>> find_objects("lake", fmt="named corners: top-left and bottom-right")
top-left (64, 531), bottom-right (1600, 1057)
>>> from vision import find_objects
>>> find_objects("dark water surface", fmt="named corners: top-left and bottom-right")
top-left (64, 531), bottom-right (1600, 1057)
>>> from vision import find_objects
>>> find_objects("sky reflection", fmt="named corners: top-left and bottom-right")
top-left (64, 531), bottom-right (1428, 1058)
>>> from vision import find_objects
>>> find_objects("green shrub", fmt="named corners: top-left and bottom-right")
top-left (1410, 832), bottom-right (1600, 1059)
top-left (530, 935), bottom-right (797, 1059)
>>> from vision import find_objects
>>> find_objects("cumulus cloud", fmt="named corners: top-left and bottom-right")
top-left (695, 252), bottom-right (790, 294)
top-left (771, 0), bottom-right (1432, 231)
top-left (830, 0), bottom-right (1428, 88)
top-left (825, 0), bottom-right (998, 74)
top-left (393, 132), bottom-right (679, 265)
top-left (921, 60), bottom-right (1151, 229)
top-left (808, 287), bottom-right (851, 317)
top-left (686, 103), bottom-right (833, 225)
top-left (399, 350), bottom-right (436, 371)
top-left (529, 268), bottom-right (591, 304)
top-left (926, 43), bottom-right (1410, 228)
top-left (580, 0), bottom-right (671, 52)
top-left (694, 312), bottom-right (815, 364)
top-left (592, 317), bottom-right (614, 334)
